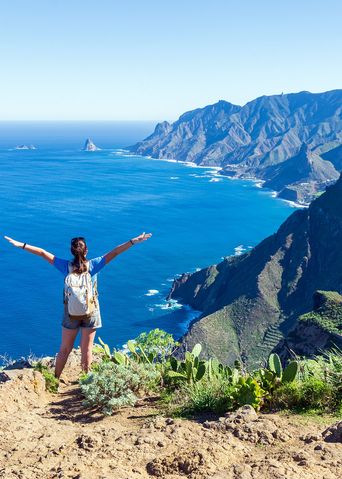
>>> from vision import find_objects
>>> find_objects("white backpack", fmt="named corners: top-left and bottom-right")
top-left (64, 262), bottom-right (97, 320)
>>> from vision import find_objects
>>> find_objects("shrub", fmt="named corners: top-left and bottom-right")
top-left (271, 377), bottom-right (336, 412)
top-left (34, 363), bottom-right (59, 393)
top-left (80, 362), bottom-right (139, 415)
top-left (133, 328), bottom-right (179, 361)
top-left (175, 377), bottom-right (237, 416)
top-left (270, 381), bottom-right (303, 410)
top-left (235, 376), bottom-right (264, 411)
top-left (300, 377), bottom-right (335, 410)
top-left (80, 360), bottom-right (161, 415)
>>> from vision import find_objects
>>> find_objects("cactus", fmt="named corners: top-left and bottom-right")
top-left (282, 360), bottom-right (298, 383)
top-left (268, 353), bottom-right (283, 378)
top-left (168, 344), bottom-right (207, 384)
top-left (127, 340), bottom-right (153, 364)
top-left (98, 337), bottom-right (112, 359)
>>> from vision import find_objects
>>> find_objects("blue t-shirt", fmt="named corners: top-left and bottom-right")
top-left (53, 256), bottom-right (106, 278)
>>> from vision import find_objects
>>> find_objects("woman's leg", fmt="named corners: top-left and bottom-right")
top-left (80, 328), bottom-right (97, 373)
top-left (55, 327), bottom-right (79, 378)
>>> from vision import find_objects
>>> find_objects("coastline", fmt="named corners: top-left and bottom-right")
top-left (123, 149), bottom-right (309, 209)
top-left (119, 150), bottom-right (305, 338)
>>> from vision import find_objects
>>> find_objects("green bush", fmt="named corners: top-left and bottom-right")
top-left (271, 381), bottom-right (304, 410)
top-left (300, 377), bottom-right (335, 410)
top-left (34, 363), bottom-right (59, 393)
top-left (80, 360), bottom-right (161, 415)
top-left (82, 330), bottom-right (342, 417)
top-left (271, 377), bottom-right (336, 412)
top-left (175, 377), bottom-right (237, 416)
top-left (133, 328), bottom-right (179, 361)
top-left (80, 362), bottom-right (138, 415)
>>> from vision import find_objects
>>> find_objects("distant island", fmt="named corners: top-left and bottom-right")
top-left (83, 138), bottom-right (100, 151)
top-left (15, 144), bottom-right (36, 150)
top-left (130, 90), bottom-right (342, 204)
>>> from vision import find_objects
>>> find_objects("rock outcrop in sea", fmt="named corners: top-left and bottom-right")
top-left (129, 90), bottom-right (342, 204)
top-left (83, 138), bottom-right (100, 151)
top-left (168, 174), bottom-right (342, 367)
top-left (15, 144), bottom-right (36, 150)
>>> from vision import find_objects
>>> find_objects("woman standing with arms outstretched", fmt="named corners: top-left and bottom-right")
top-left (4, 233), bottom-right (152, 378)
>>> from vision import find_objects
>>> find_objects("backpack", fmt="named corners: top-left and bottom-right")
top-left (64, 262), bottom-right (98, 320)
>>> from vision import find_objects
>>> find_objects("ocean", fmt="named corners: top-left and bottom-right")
top-left (0, 122), bottom-right (294, 360)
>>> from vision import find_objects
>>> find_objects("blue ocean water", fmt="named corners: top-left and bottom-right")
top-left (0, 122), bottom-right (294, 359)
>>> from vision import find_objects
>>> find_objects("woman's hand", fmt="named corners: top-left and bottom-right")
top-left (132, 232), bottom-right (152, 244)
top-left (4, 236), bottom-right (23, 248)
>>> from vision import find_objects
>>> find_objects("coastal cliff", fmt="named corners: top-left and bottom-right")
top-left (130, 90), bottom-right (342, 204)
top-left (168, 175), bottom-right (342, 367)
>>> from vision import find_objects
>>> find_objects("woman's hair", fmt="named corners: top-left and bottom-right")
top-left (70, 237), bottom-right (88, 274)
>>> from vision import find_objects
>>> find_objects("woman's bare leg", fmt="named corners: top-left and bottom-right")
top-left (55, 327), bottom-right (79, 378)
top-left (80, 328), bottom-right (97, 373)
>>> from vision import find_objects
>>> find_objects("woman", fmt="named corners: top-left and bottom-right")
top-left (4, 233), bottom-right (152, 378)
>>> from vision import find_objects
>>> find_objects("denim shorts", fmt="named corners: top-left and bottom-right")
top-left (62, 304), bottom-right (102, 330)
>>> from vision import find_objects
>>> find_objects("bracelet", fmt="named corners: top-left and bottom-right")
top-left (22, 243), bottom-right (26, 249)
top-left (129, 239), bottom-right (134, 246)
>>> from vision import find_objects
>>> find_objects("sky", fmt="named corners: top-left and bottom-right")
top-left (0, 0), bottom-right (341, 121)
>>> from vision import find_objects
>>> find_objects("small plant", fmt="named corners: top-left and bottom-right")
top-left (80, 360), bottom-right (161, 415)
top-left (34, 362), bottom-right (59, 393)
top-left (235, 376), bottom-right (264, 411)
top-left (80, 362), bottom-right (140, 415)
top-left (168, 344), bottom-right (206, 384)
top-left (175, 377), bottom-right (238, 416)
top-left (133, 329), bottom-right (179, 361)
top-left (268, 353), bottom-right (299, 383)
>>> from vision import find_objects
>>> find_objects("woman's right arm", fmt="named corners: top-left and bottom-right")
top-left (4, 236), bottom-right (55, 264)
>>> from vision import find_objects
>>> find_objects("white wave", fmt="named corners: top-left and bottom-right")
top-left (209, 177), bottom-right (222, 182)
top-left (144, 289), bottom-right (159, 296)
top-left (234, 245), bottom-right (246, 256)
top-left (153, 299), bottom-right (183, 311)
top-left (170, 176), bottom-right (179, 180)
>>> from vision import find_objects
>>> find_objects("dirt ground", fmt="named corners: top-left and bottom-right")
top-left (0, 351), bottom-right (341, 479)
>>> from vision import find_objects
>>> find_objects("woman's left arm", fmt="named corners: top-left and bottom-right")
top-left (104, 232), bottom-right (152, 265)
top-left (4, 236), bottom-right (55, 264)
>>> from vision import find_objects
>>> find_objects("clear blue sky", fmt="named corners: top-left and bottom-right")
top-left (0, 0), bottom-right (341, 121)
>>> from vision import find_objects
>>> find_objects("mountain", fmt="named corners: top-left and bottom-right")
top-left (130, 90), bottom-right (342, 203)
top-left (322, 143), bottom-right (342, 171)
top-left (261, 143), bottom-right (339, 204)
top-left (167, 174), bottom-right (342, 367)
top-left (275, 290), bottom-right (342, 360)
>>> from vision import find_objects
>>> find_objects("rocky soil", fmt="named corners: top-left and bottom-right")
top-left (0, 351), bottom-right (341, 479)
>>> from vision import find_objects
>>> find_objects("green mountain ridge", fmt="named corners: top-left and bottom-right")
top-left (168, 175), bottom-right (342, 367)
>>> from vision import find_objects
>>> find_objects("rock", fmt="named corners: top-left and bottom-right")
top-left (76, 434), bottom-right (99, 451)
top-left (15, 144), bottom-right (36, 150)
top-left (226, 405), bottom-right (257, 419)
top-left (322, 422), bottom-right (342, 443)
top-left (292, 451), bottom-right (310, 462)
top-left (83, 138), bottom-right (100, 151)
top-left (6, 358), bottom-right (33, 370)
top-left (146, 450), bottom-right (206, 477)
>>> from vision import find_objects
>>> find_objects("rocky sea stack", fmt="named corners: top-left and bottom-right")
top-left (168, 174), bottom-right (342, 367)
top-left (83, 138), bottom-right (100, 151)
